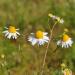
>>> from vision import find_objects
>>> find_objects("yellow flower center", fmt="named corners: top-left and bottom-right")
top-left (35, 31), bottom-right (43, 39)
top-left (8, 26), bottom-right (16, 33)
top-left (64, 69), bottom-right (71, 75)
top-left (63, 34), bottom-right (70, 42)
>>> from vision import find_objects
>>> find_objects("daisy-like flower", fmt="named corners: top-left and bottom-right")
top-left (48, 13), bottom-right (64, 24)
top-left (3, 26), bottom-right (20, 39)
top-left (57, 34), bottom-right (73, 48)
top-left (28, 30), bottom-right (49, 45)
top-left (62, 68), bottom-right (72, 75)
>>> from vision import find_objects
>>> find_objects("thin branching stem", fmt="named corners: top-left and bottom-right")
top-left (40, 21), bottom-right (57, 75)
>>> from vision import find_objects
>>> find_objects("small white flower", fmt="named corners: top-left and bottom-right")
top-left (59, 18), bottom-right (64, 24)
top-left (3, 26), bottom-right (20, 39)
top-left (56, 17), bottom-right (64, 24)
top-left (62, 68), bottom-right (72, 75)
top-left (28, 31), bottom-right (49, 45)
top-left (48, 13), bottom-right (64, 24)
top-left (57, 34), bottom-right (73, 48)
top-left (48, 13), bottom-right (57, 19)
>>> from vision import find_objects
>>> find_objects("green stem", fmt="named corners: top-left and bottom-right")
top-left (40, 21), bottom-right (57, 75)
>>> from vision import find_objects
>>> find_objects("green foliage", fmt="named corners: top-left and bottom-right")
top-left (0, 0), bottom-right (75, 75)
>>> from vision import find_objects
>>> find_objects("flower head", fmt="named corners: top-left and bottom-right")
top-left (61, 63), bottom-right (66, 68)
top-left (48, 13), bottom-right (56, 19)
top-left (28, 30), bottom-right (49, 45)
top-left (48, 13), bottom-right (64, 24)
top-left (3, 26), bottom-right (20, 39)
top-left (56, 17), bottom-right (64, 24)
top-left (57, 34), bottom-right (73, 48)
top-left (62, 68), bottom-right (72, 75)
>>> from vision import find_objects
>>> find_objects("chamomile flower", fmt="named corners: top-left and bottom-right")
top-left (28, 30), bottom-right (49, 45)
top-left (62, 68), bottom-right (72, 75)
top-left (3, 26), bottom-right (20, 39)
top-left (48, 13), bottom-right (64, 24)
top-left (57, 34), bottom-right (73, 48)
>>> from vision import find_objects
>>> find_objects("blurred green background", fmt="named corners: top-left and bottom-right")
top-left (0, 0), bottom-right (75, 75)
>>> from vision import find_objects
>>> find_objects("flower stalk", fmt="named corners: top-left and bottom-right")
top-left (40, 21), bottom-right (57, 75)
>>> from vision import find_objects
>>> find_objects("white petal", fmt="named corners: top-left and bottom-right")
top-left (43, 36), bottom-right (49, 43)
top-left (16, 32), bottom-right (20, 35)
top-left (38, 39), bottom-right (44, 45)
top-left (32, 38), bottom-right (37, 45)
top-left (16, 29), bottom-right (19, 30)
top-left (61, 42), bottom-right (65, 48)
top-left (43, 32), bottom-right (48, 35)
top-left (12, 33), bottom-right (18, 39)
top-left (57, 40), bottom-right (61, 45)
top-left (43, 39), bottom-right (49, 43)
top-left (14, 36), bottom-right (17, 39)
top-left (52, 16), bottom-right (57, 19)
top-left (43, 38), bottom-right (49, 43)
top-left (4, 27), bottom-right (8, 29)
top-left (28, 36), bottom-right (37, 45)
top-left (31, 33), bottom-right (34, 35)
top-left (5, 32), bottom-right (9, 37)
top-left (28, 36), bottom-right (33, 41)
top-left (7, 33), bottom-right (12, 39)
top-left (2, 30), bottom-right (8, 33)
top-left (43, 36), bottom-right (49, 40)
